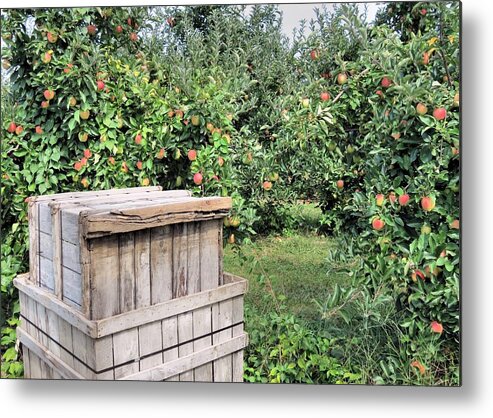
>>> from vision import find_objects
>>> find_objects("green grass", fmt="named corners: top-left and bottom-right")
top-left (224, 231), bottom-right (354, 325)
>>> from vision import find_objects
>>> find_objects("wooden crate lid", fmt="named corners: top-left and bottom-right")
top-left (27, 186), bottom-right (163, 204)
top-left (80, 195), bottom-right (232, 238)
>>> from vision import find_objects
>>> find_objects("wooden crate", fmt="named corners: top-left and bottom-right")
top-left (15, 272), bottom-right (248, 381)
top-left (27, 187), bottom-right (231, 319)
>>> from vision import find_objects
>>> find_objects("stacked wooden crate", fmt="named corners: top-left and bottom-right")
top-left (15, 186), bottom-right (248, 381)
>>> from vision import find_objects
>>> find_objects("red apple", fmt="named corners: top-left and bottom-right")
top-left (399, 194), bottom-right (410, 206)
top-left (7, 122), bottom-right (16, 133)
top-left (156, 148), bottom-right (165, 159)
top-left (310, 49), bottom-right (319, 60)
top-left (376, 90), bottom-right (383, 97)
top-left (129, 32), bottom-right (138, 42)
top-left (193, 172), bottom-right (203, 185)
top-left (388, 192), bottom-right (397, 204)
top-left (166, 17), bottom-right (175, 27)
top-left (135, 133), bottom-right (143, 145)
top-left (83, 149), bottom-right (92, 159)
top-left (320, 91), bottom-right (331, 101)
top-left (372, 218), bottom-right (385, 231)
top-left (127, 17), bottom-right (133, 26)
top-left (15, 125), bottom-right (23, 135)
top-left (450, 219), bottom-right (459, 229)
top-left (416, 103), bottom-right (428, 115)
top-left (97, 80), bottom-right (105, 91)
top-left (422, 51), bottom-right (430, 65)
top-left (108, 156), bottom-right (116, 165)
top-left (121, 161), bottom-right (129, 173)
top-left (136, 160), bottom-right (143, 170)
top-left (381, 77), bottom-right (392, 88)
top-left (433, 107), bottom-right (447, 120)
top-left (336, 179), bottom-right (344, 189)
top-left (187, 149), bottom-right (197, 161)
top-left (421, 196), bottom-right (435, 212)
top-left (420, 9), bottom-right (427, 16)
top-left (116, 25), bottom-right (123, 33)
top-left (375, 194), bottom-right (385, 206)
top-left (430, 321), bottom-right (443, 334)
top-left (74, 161), bottom-right (83, 171)
top-left (263, 181), bottom-right (273, 191)
top-left (337, 73), bottom-right (348, 85)
top-left (44, 89), bottom-right (55, 100)
top-left (42, 52), bottom-right (52, 64)
top-left (81, 177), bottom-right (89, 188)
top-left (46, 32), bottom-right (58, 43)
top-left (87, 24), bottom-right (97, 35)
top-left (80, 157), bottom-right (88, 166)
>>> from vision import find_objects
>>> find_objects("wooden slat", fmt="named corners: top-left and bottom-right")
top-left (178, 311), bottom-right (194, 381)
top-left (89, 235), bottom-right (120, 320)
top-left (92, 336), bottom-right (114, 380)
top-left (120, 334), bottom-right (248, 381)
top-left (150, 226), bottom-right (173, 305)
top-left (17, 327), bottom-right (85, 379)
top-left (62, 266), bottom-right (82, 308)
top-left (232, 296), bottom-right (244, 382)
top-left (193, 220), bottom-right (218, 381)
top-left (187, 222), bottom-right (201, 293)
top-left (135, 229), bottom-right (151, 309)
top-left (46, 308), bottom-right (61, 360)
top-left (162, 316), bottom-right (179, 381)
top-left (213, 299), bottom-right (234, 382)
top-left (173, 223), bottom-right (188, 298)
top-left (14, 274), bottom-right (96, 337)
top-left (38, 202), bottom-right (52, 234)
top-left (39, 256), bottom-right (54, 291)
top-left (28, 201), bottom-right (39, 284)
top-left (22, 347), bottom-right (31, 379)
top-left (27, 348), bottom-right (42, 379)
top-left (27, 186), bottom-right (164, 203)
top-left (113, 328), bottom-right (139, 379)
top-left (82, 197), bottom-right (232, 238)
top-left (39, 231), bottom-right (53, 260)
top-left (139, 322), bottom-right (163, 371)
top-left (95, 274), bottom-right (247, 338)
top-left (51, 205), bottom-right (63, 298)
top-left (62, 240), bottom-right (81, 273)
top-left (72, 326), bottom-right (95, 379)
top-left (58, 315), bottom-right (75, 370)
top-left (119, 232), bottom-right (135, 313)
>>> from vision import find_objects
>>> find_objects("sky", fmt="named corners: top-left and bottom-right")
top-left (278, 2), bottom-right (382, 39)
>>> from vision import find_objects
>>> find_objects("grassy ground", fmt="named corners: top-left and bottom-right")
top-left (224, 206), bottom-right (354, 325)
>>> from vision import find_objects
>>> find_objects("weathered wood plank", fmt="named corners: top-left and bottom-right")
top-left (138, 322), bottom-right (163, 371)
top-left (193, 221), bottom-right (218, 381)
top-left (62, 266), bottom-right (82, 308)
top-left (27, 186), bottom-right (164, 203)
top-left (187, 222), bottom-right (201, 293)
top-left (213, 299), bottom-right (233, 382)
top-left (92, 336), bottom-right (114, 380)
top-left (38, 202), bottom-right (52, 234)
top-left (57, 315), bottom-right (75, 371)
top-left (38, 231), bottom-right (52, 261)
top-left (162, 316), bottom-right (179, 381)
top-left (28, 201), bottom-right (39, 284)
top-left (62, 240), bottom-right (81, 273)
top-left (14, 275), bottom-right (96, 337)
top-left (121, 334), bottom-right (248, 381)
top-left (39, 256), bottom-right (54, 291)
top-left (22, 347), bottom-right (31, 379)
top-left (82, 197), bottom-right (232, 238)
top-left (178, 311), bottom-right (194, 381)
top-left (119, 232), bottom-right (135, 313)
top-left (150, 226), bottom-right (173, 305)
top-left (173, 223), bottom-right (188, 298)
top-left (232, 296), bottom-right (244, 382)
top-left (72, 326), bottom-right (95, 379)
top-left (113, 328), bottom-right (139, 379)
top-left (95, 273), bottom-right (247, 338)
top-left (89, 235), bottom-right (120, 320)
top-left (17, 327), bottom-right (84, 379)
top-left (134, 229), bottom-right (151, 309)
top-left (51, 205), bottom-right (63, 298)
top-left (46, 308), bottom-right (61, 360)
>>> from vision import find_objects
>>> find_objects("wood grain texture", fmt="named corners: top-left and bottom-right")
top-left (232, 296), bottom-right (244, 382)
top-left (134, 229), bottom-right (151, 309)
top-left (119, 232), bottom-right (135, 313)
top-left (178, 311), bottom-right (194, 381)
top-left (213, 299), bottom-right (233, 382)
top-left (162, 316), bottom-right (178, 381)
top-left (139, 321), bottom-right (163, 371)
top-left (150, 226), bottom-right (173, 305)
top-left (28, 201), bottom-right (39, 284)
top-left (89, 235), bottom-right (120, 320)
top-left (51, 205), bottom-right (63, 298)
top-left (173, 223), bottom-right (188, 298)
top-left (120, 334), bottom-right (248, 381)
top-left (113, 328), bottom-right (139, 379)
